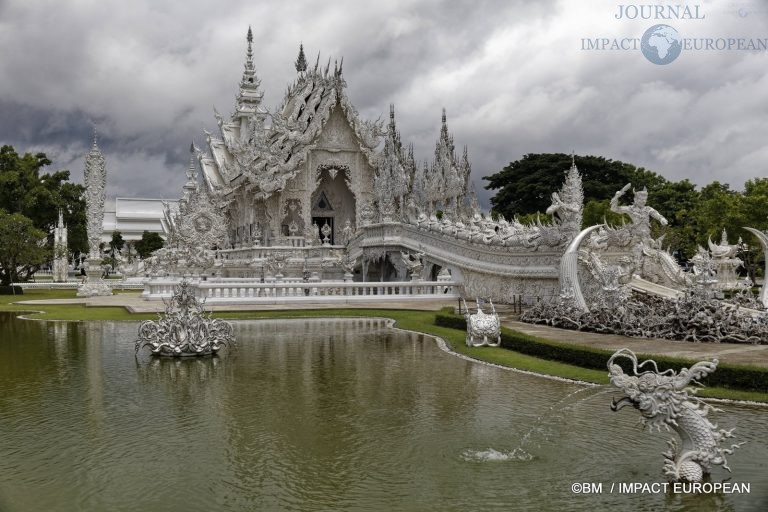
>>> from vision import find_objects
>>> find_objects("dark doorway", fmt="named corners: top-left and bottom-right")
top-left (312, 216), bottom-right (334, 245)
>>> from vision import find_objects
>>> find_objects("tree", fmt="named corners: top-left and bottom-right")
top-left (0, 211), bottom-right (50, 285)
top-left (110, 231), bottom-right (125, 253)
top-left (484, 153), bottom-right (665, 220)
top-left (581, 199), bottom-right (626, 227)
top-left (134, 231), bottom-right (164, 259)
top-left (0, 145), bottom-right (87, 255)
top-left (484, 153), bottom-right (707, 259)
top-left (108, 231), bottom-right (125, 270)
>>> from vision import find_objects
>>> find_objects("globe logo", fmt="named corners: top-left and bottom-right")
top-left (641, 24), bottom-right (682, 65)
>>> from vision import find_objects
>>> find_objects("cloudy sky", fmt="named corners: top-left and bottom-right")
top-left (1, 0), bottom-right (767, 208)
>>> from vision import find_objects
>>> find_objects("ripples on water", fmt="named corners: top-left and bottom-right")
top-left (0, 314), bottom-right (766, 511)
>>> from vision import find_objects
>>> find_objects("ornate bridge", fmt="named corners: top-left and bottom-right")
top-left (348, 222), bottom-right (562, 303)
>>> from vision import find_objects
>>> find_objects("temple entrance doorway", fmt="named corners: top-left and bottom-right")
top-left (312, 216), bottom-right (334, 245)
top-left (311, 166), bottom-right (356, 246)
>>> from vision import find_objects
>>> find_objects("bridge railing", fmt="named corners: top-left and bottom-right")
top-left (142, 278), bottom-right (459, 303)
top-left (215, 244), bottom-right (346, 265)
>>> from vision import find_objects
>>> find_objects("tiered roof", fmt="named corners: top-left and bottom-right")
top-left (198, 30), bottom-right (383, 200)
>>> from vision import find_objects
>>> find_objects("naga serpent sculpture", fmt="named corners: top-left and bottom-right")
top-left (462, 298), bottom-right (501, 347)
top-left (608, 348), bottom-right (743, 482)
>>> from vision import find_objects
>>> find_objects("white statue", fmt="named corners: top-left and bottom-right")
top-left (610, 184), bottom-right (668, 241)
top-left (399, 251), bottom-right (424, 280)
top-left (341, 219), bottom-right (354, 245)
top-left (461, 298), bottom-right (501, 347)
top-left (609, 349), bottom-right (743, 482)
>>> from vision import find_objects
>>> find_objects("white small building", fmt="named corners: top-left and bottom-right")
top-left (101, 197), bottom-right (177, 243)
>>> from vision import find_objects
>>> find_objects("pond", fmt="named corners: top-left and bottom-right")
top-left (0, 313), bottom-right (766, 511)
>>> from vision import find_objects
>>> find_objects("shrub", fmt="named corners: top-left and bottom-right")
top-left (435, 313), bottom-right (768, 393)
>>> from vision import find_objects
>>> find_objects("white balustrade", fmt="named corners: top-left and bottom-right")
top-left (142, 278), bottom-right (459, 303)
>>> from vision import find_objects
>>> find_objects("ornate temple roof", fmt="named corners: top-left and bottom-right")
top-left (199, 30), bottom-right (384, 201)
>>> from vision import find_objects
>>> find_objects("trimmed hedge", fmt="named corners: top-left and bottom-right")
top-left (0, 286), bottom-right (23, 295)
top-left (435, 313), bottom-right (768, 393)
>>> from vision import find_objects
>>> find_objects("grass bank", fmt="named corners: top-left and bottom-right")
top-left (2, 290), bottom-right (767, 403)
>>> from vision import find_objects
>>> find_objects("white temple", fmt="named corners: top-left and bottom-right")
top-left (82, 28), bottom-right (759, 306)
top-left (194, 29), bottom-right (473, 252)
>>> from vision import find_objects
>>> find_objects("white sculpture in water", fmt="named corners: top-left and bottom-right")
top-left (608, 348), bottom-right (743, 482)
top-left (135, 281), bottom-right (233, 357)
top-left (461, 298), bottom-right (501, 347)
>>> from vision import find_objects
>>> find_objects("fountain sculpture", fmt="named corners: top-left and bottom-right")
top-left (462, 298), bottom-right (501, 347)
top-left (608, 348), bottom-right (743, 482)
top-left (135, 281), bottom-right (234, 357)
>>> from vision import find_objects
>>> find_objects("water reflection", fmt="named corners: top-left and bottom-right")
top-left (0, 313), bottom-right (766, 511)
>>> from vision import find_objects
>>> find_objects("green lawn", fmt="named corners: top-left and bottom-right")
top-left (2, 289), bottom-right (766, 403)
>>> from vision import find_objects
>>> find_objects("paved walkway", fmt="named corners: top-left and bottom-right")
top-left (501, 317), bottom-right (768, 368)
top-left (15, 294), bottom-right (460, 313)
top-left (16, 294), bottom-right (768, 368)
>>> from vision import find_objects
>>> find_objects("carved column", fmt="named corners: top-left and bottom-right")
top-left (77, 135), bottom-right (112, 297)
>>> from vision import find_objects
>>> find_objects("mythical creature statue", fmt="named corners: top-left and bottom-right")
top-left (608, 348), bottom-right (743, 482)
top-left (610, 184), bottom-right (668, 241)
top-left (135, 281), bottom-right (234, 357)
top-left (115, 251), bottom-right (146, 277)
top-left (461, 298), bottom-right (501, 347)
top-left (340, 251), bottom-right (357, 280)
top-left (709, 229), bottom-right (741, 259)
top-left (399, 251), bottom-right (424, 280)
top-left (706, 229), bottom-right (746, 290)
top-left (546, 191), bottom-right (581, 233)
top-left (691, 245), bottom-right (718, 293)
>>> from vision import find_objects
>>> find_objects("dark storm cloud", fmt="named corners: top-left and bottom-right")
top-left (0, 100), bottom-right (95, 148)
top-left (1, 0), bottom-right (767, 208)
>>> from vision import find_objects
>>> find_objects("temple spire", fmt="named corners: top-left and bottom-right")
top-left (185, 142), bottom-right (197, 185)
top-left (241, 26), bottom-right (257, 85)
top-left (441, 108), bottom-right (446, 125)
top-left (82, 132), bottom-right (107, 261)
top-left (295, 43), bottom-right (307, 72)
top-left (234, 26), bottom-right (265, 128)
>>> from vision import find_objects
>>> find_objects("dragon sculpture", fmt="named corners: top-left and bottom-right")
top-left (135, 281), bottom-right (234, 357)
top-left (461, 298), bottom-right (501, 347)
top-left (607, 348), bottom-right (743, 482)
